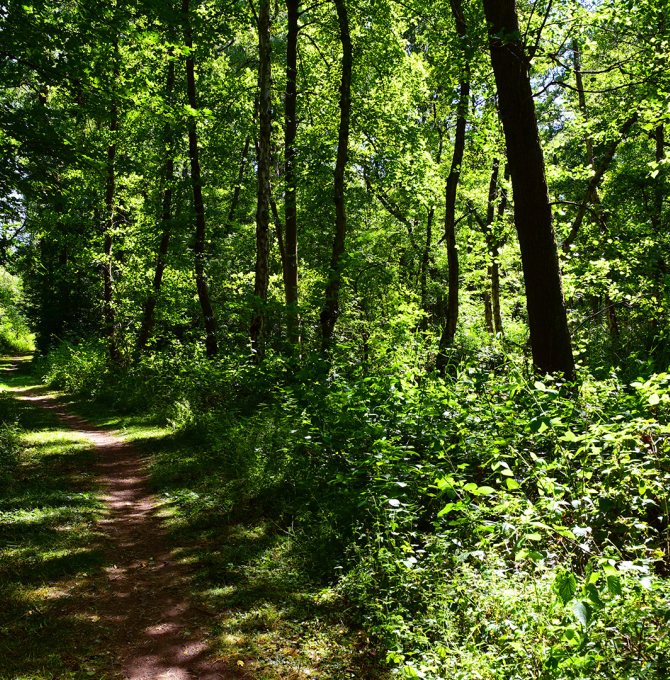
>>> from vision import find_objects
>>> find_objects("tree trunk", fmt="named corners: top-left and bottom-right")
top-left (481, 0), bottom-right (575, 378)
top-left (183, 0), bottom-right (217, 357)
top-left (481, 158), bottom-right (507, 337)
top-left (482, 159), bottom-right (498, 334)
top-left (420, 207), bottom-right (434, 331)
top-left (320, 0), bottom-right (352, 353)
top-left (492, 165), bottom-right (507, 336)
top-left (284, 0), bottom-right (300, 346)
top-left (436, 0), bottom-right (469, 371)
top-left (138, 52), bottom-right (175, 353)
top-left (250, 0), bottom-right (272, 357)
top-left (420, 125), bottom-right (442, 331)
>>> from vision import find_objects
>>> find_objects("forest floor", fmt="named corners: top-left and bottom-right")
top-left (0, 355), bottom-right (384, 680)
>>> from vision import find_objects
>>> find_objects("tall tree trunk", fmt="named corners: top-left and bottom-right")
top-left (420, 207), bottom-right (435, 330)
top-left (183, 0), bottom-right (217, 357)
top-left (320, 0), bottom-right (352, 352)
top-left (483, 159), bottom-right (498, 334)
top-left (436, 0), bottom-right (469, 371)
top-left (481, 158), bottom-right (507, 336)
top-left (138, 52), bottom-right (175, 353)
top-left (250, 0), bottom-right (272, 357)
top-left (420, 125), bottom-right (442, 331)
top-left (103, 37), bottom-right (120, 363)
top-left (481, 0), bottom-right (575, 378)
top-left (284, 0), bottom-right (300, 346)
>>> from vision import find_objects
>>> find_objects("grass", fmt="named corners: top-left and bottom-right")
top-left (0, 356), bottom-right (111, 680)
top-left (0, 356), bottom-right (386, 680)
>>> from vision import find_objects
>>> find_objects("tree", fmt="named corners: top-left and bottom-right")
top-left (481, 0), bottom-right (575, 378)
top-left (183, 0), bottom-right (218, 357)
top-left (436, 0), bottom-right (470, 371)
top-left (320, 0), bottom-right (352, 352)
top-left (250, 0), bottom-right (272, 358)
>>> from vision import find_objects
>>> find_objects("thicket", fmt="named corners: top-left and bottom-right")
top-left (35, 326), bottom-right (670, 679)
top-left (0, 268), bottom-right (34, 354)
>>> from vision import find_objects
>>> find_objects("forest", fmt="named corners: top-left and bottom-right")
top-left (0, 0), bottom-right (669, 677)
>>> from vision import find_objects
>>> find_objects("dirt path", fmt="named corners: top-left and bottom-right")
top-left (17, 387), bottom-right (239, 680)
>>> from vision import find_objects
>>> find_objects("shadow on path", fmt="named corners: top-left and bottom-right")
top-left (16, 386), bottom-right (242, 680)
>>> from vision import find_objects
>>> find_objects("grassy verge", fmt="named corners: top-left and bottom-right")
top-left (0, 356), bottom-right (111, 679)
top-left (0, 356), bottom-right (386, 680)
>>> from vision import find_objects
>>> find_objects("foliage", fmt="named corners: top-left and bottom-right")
top-left (35, 333), bottom-right (670, 678)
top-left (2, 0), bottom-right (670, 676)
top-left (0, 268), bottom-right (34, 353)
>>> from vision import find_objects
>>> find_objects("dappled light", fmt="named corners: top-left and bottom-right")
top-left (1, 0), bottom-right (670, 677)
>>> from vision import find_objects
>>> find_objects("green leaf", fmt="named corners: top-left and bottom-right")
top-left (475, 485), bottom-right (496, 495)
top-left (572, 600), bottom-right (592, 628)
top-left (437, 503), bottom-right (455, 517)
top-left (534, 381), bottom-right (546, 391)
top-left (506, 478), bottom-right (521, 490)
top-left (648, 393), bottom-right (660, 405)
top-left (554, 571), bottom-right (577, 605)
top-left (602, 564), bottom-right (618, 578)
top-left (606, 575), bottom-right (622, 596)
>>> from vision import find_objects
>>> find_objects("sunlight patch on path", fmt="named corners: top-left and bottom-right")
top-left (15, 384), bottom-right (237, 680)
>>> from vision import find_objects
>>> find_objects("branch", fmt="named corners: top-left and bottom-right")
top-left (365, 176), bottom-right (421, 252)
top-left (528, 0), bottom-right (553, 61)
top-left (562, 112), bottom-right (638, 252)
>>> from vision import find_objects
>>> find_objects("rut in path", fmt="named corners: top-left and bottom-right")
top-left (18, 388), bottom-right (241, 680)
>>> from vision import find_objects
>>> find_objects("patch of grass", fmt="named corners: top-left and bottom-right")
top-left (135, 430), bottom-right (387, 679)
top-left (0, 355), bottom-right (387, 679)
top-left (0, 356), bottom-right (112, 680)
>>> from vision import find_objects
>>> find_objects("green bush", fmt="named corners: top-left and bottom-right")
top-left (0, 266), bottom-right (34, 353)
top-left (36, 337), bottom-right (670, 679)
top-left (35, 339), bottom-right (109, 394)
top-left (0, 394), bottom-right (20, 481)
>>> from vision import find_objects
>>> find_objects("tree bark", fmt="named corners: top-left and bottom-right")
top-left (284, 0), bottom-right (300, 345)
top-left (481, 158), bottom-right (507, 336)
top-left (183, 0), bottom-right (217, 357)
top-left (320, 0), bottom-right (352, 353)
top-left (482, 159), bottom-right (498, 334)
top-left (481, 0), bottom-right (575, 378)
top-left (420, 123), bottom-right (443, 331)
top-left (250, 0), bottom-right (272, 358)
top-left (138, 52), bottom-right (175, 353)
top-left (436, 0), bottom-right (469, 371)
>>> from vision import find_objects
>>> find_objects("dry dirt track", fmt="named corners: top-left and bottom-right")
top-left (16, 383), bottom-right (242, 680)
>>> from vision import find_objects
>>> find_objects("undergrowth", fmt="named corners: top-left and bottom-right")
top-left (0, 359), bottom-right (107, 680)
top-left (35, 338), bottom-right (670, 679)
